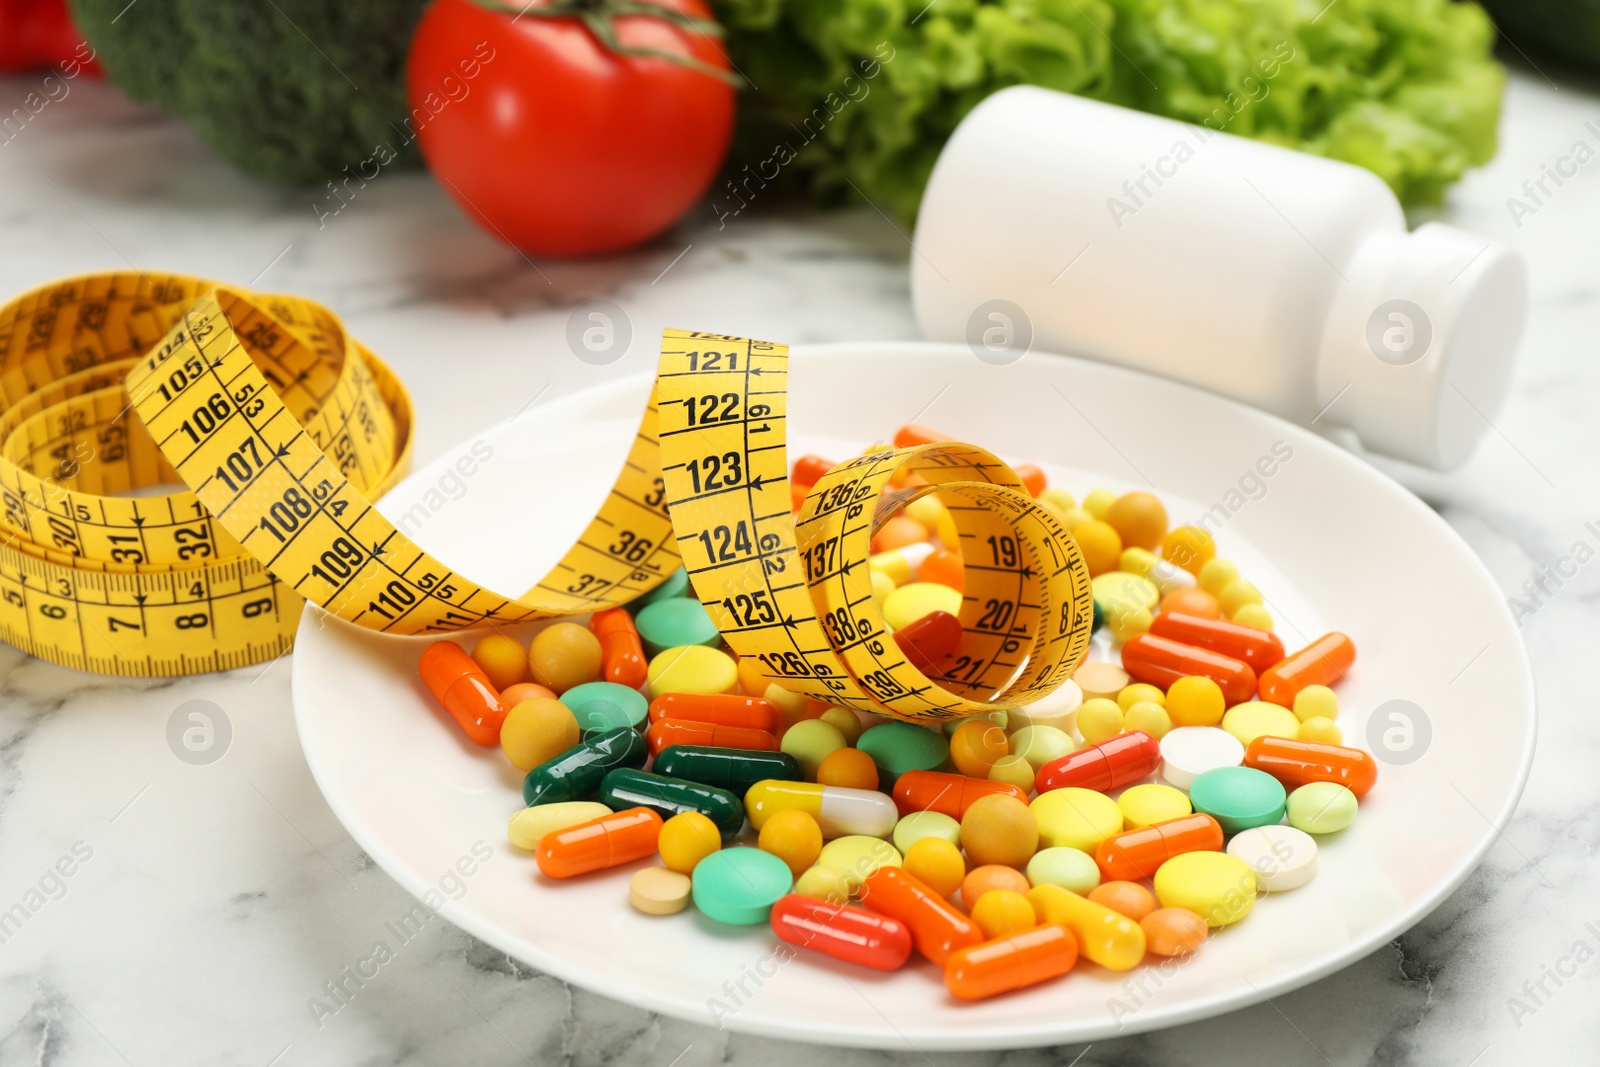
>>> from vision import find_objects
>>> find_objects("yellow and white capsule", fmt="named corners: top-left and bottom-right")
top-left (744, 780), bottom-right (898, 839)
top-left (869, 542), bottom-right (934, 587)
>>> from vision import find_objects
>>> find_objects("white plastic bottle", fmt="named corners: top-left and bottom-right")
top-left (910, 86), bottom-right (1526, 470)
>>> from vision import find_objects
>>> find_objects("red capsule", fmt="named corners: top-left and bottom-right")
top-left (944, 924), bottom-right (1079, 1001)
top-left (894, 610), bottom-right (963, 675)
top-left (646, 718), bottom-right (778, 756)
top-left (1035, 731), bottom-right (1160, 795)
top-left (536, 807), bottom-right (663, 879)
top-left (648, 693), bottom-right (778, 731)
top-left (892, 770), bottom-right (1029, 818)
top-left (1257, 633), bottom-right (1356, 707)
top-left (792, 454), bottom-right (837, 489)
top-left (1148, 612), bottom-right (1285, 673)
top-left (418, 641), bottom-right (507, 747)
top-left (860, 867), bottom-right (983, 967)
top-left (590, 608), bottom-right (647, 689)
top-left (770, 894), bottom-right (914, 971)
top-left (1121, 633), bottom-right (1257, 705)
top-left (1093, 814), bottom-right (1224, 881)
top-left (1244, 735), bottom-right (1378, 798)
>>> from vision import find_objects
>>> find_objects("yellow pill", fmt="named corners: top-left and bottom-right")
top-left (1010, 725), bottom-right (1074, 771)
top-left (629, 867), bottom-right (693, 915)
top-left (1091, 571), bottom-right (1159, 620)
top-left (1083, 488), bottom-right (1117, 519)
top-left (1118, 546), bottom-right (1158, 579)
top-left (1072, 521), bottom-right (1123, 576)
top-left (1073, 661), bottom-right (1130, 701)
top-left (869, 547), bottom-right (924, 587)
top-left (820, 707), bottom-right (863, 745)
top-left (903, 837), bottom-right (965, 897)
top-left (762, 683), bottom-right (817, 733)
top-left (1165, 675), bottom-right (1225, 727)
top-left (1117, 784), bottom-right (1192, 829)
top-left (795, 864), bottom-right (853, 905)
top-left (1059, 507), bottom-right (1095, 530)
top-left (658, 811), bottom-right (722, 874)
top-left (1296, 716), bottom-right (1343, 745)
top-left (1218, 579), bottom-right (1264, 616)
top-left (903, 494), bottom-right (949, 535)
top-left (883, 582), bottom-right (962, 631)
top-left (1038, 488), bottom-right (1077, 514)
top-left (759, 809), bottom-right (824, 876)
top-left (782, 719), bottom-right (848, 780)
top-left (988, 754), bottom-right (1038, 792)
top-left (1221, 701), bottom-right (1302, 746)
top-left (1077, 698), bottom-right (1124, 744)
top-left (1197, 558), bottom-right (1240, 596)
top-left (1153, 851), bottom-right (1257, 927)
top-left (1231, 603), bottom-right (1274, 631)
top-left (1293, 684), bottom-right (1339, 722)
top-left (1124, 700), bottom-right (1172, 740)
top-left (1110, 608), bottom-right (1153, 642)
top-left (971, 890), bottom-right (1037, 939)
top-left (870, 567), bottom-right (897, 607)
top-left (818, 835), bottom-right (902, 892)
top-left (1117, 683), bottom-right (1166, 711)
top-left (1031, 787), bottom-right (1123, 851)
top-left (472, 633), bottom-right (529, 691)
top-left (507, 801), bottom-right (611, 851)
top-left (500, 698), bottom-right (580, 771)
top-left (1161, 525), bottom-right (1215, 575)
top-left (1028, 883), bottom-right (1146, 970)
top-left (528, 622), bottom-right (603, 694)
top-left (646, 645), bottom-right (737, 698)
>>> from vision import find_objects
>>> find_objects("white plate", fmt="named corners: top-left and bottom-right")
top-left (293, 342), bottom-right (1534, 1050)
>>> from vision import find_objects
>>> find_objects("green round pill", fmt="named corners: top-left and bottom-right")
top-left (892, 811), bottom-right (961, 854)
top-left (690, 847), bottom-right (793, 925)
top-left (1286, 782), bottom-right (1358, 835)
top-left (1025, 846), bottom-right (1102, 893)
top-left (857, 722), bottom-right (948, 790)
top-left (634, 598), bottom-right (720, 655)
top-left (561, 681), bottom-right (649, 731)
top-left (630, 567), bottom-right (690, 613)
top-left (1188, 766), bottom-right (1286, 835)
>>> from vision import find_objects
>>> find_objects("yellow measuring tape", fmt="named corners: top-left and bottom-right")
top-left (0, 272), bottom-right (1091, 722)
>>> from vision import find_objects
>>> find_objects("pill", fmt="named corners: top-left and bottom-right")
top-left (1122, 634), bottom-right (1257, 705)
top-left (1219, 580), bottom-right (1264, 616)
top-left (528, 623), bottom-right (604, 694)
top-left (893, 610), bottom-right (964, 675)
top-left (869, 543), bottom-right (935, 586)
top-left (1293, 684), bottom-right (1339, 722)
top-left (758, 809), bottom-right (824, 876)
top-left (1123, 700), bottom-right (1172, 740)
top-left (960, 794), bottom-right (1039, 869)
top-left (561, 680), bottom-right (650, 731)
top-left (1159, 726), bottom-right (1245, 790)
top-left (645, 645), bottom-right (738, 698)
top-left (523, 726), bottom-right (648, 806)
top-left (792, 454), bottom-right (836, 487)
top-left (1009, 725), bottom-right (1074, 771)
top-left (1141, 907), bottom-right (1209, 956)
top-left (744, 780), bottom-right (899, 838)
top-left (949, 719), bottom-right (1010, 778)
top-left (471, 633), bottom-right (529, 691)
top-left (1152, 851), bottom-right (1256, 927)
top-left (770, 894), bottom-right (914, 971)
top-left (893, 810), bottom-right (962, 853)
top-left (795, 865), bottom-right (853, 905)
top-left (919, 547), bottom-right (965, 590)
top-left (501, 682), bottom-right (558, 705)
top-left (1160, 586), bottom-right (1223, 620)
top-left (657, 811), bottom-right (722, 874)
top-left (944, 923), bottom-right (1079, 1001)
top-left (1220, 701), bottom-right (1302, 747)
top-left (1005, 679), bottom-right (1083, 733)
top-left (893, 423), bottom-right (951, 448)
top-left (629, 866), bottom-right (692, 915)
top-left (1117, 783), bottom-right (1192, 829)
top-left (648, 692), bottom-right (777, 731)
top-left (1116, 683), bottom-right (1166, 711)
top-left (1296, 716), bottom-right (1343, 746)
top-left (762, 684), bottom-right (826, 733)
top-left (646, 718), bottom-right (777, 756)
top-left (1026, 884), bottom-right (1146, 970)
top-left (1094, 813), bottom-right (1225, 881)
top-left (1035, 731), bottom-right (1161, 794)
top-left (1072, 661), bottom-right (1130, 700)
top-left (816, 747), bottom-right (879, 790)
top-left (970, 892), bottom-right (1036, 942)
top-left (781, 718), bottom-right (849, 779)
top-left (498, 698), bottom-right (580, 771)
top-left (1257, 632), bottom-right (1356, 707)
top-left (630, 567), bottom-right (690, 612)
top-left (1164, 675), bottom-right (1226, 727)
top-left (692, 848), bottom-right (794, 925)
top-left (1244, 735), bottom-right (1379, 798)
top-left (987, 754), bottom-right (1037, 792)
top-left (857, 723), bottom-right (949, 790)
top-left (883, 581), bottom-right (962, 631)
top-left (1030, 787), bottom-right (1124, 852)
top-left (507, 801), bottom-right (612, 851)
top-left (961, 864), bottom-right (1031, 906)
top-left (1087, 880), bottom-right (1155, 921)
top-left (1025, 847), bottom-right (1101, 894)
top-left (635, 597), bottom-right (721, 655)
top-left (419, 641), bottom-right (509, 746)
top-left (598, 768), bottom-right (745, 839)
top-left (536, 806), bottom-right (662, 879)
top-left (893, 771), bottom-right (1029, 819)
top-left (1076, 698), bottom-right (1124, 743)
top-left (589, 608), bottom-right (648, 689)
top-left (904, 838), bottom-right (966, 897)
top-left (820, 707), bottom-right (864, 745)
top-left (1227, 825), bottom-right (1319, 891)
top-left (651, 745), bottom-right (801, 796)
top-left (1286, 781), bottom-right (1359, 834)
top-left (1187, 766), bottom-right (1287, 835)
top-left (818, 835), bottom-right (903, 890)
top-left (859, 867), bottom-right (983, 967)
top-left (1105, 491), bottom-right (1168, 550)
top-left (1148, 612), bottom-right (1286, 673)
top-left (1071, 520), bottom-right (1123, 575)
top-left (1160, 524), bottom-right (1215, 575)
top-left (873, 515), bottom-right (929, 553)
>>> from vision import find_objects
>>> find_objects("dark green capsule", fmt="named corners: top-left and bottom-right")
top-left (523, 726), bottom-right (648, 806)
top-left (651, 745), bottom-right (802, 799)
top-left (599, 768), bottom-right (745, 840)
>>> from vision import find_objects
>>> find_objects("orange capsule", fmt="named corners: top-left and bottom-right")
top-left (860, 867), bottom-right (983, 967)
top-left (536, 806), bottom-right (663, 879)
top-left (894, 424), bottom-right (952, 448)
top-left (892, 770), bottom-right (1028, 819)
top-left (791, 482), bottom-right (809, 513)
top-left (418, 641), bottom-right (508, 747)
top-left (792, 454), bottom-right (836, 489)
top-left (1013, 463), bottom-right (1047, 497)
top-left (893, 610), bottom-right (963, 675)
top-left (944, 924), bottom-right (1078, 1001)
top-left (1148, 612), bottom-right (1285, 673)
top-left (646, 718), bottom-right (778, 756)
top-left (1121, 633), bottom-right (1257, 705)
top-left (648, 693), bottom-right (778, 731)
top-left (873, 515), bottom-right (930, 553)
top-left (1093, 813), bottom-right (1224, 881)
top-left (920, 547), bottom-right (965, 590)
top-left (1244, 735), bottom-right (1378, 798)
top-left (1257, 633), bottom-right (1356, 707)
top-left (589, 608), bottom-right (648, 689)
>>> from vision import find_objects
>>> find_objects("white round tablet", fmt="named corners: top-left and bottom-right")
top-left (1006, 679), bottom-right (1082, 734)
top-left (1226, 825), bottom-right (1319, 892)
top-left (1159, 726), bottom-right (1245, 790)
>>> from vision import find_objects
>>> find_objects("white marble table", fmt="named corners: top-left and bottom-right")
top-left (0, 59), bottom-right (1594, 1067)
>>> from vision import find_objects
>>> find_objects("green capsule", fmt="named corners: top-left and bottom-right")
top-left (523, 726), bottom-right (648, 806)
top-left (599, 768), bottom-right (745, 840)
top-left (651, 745), bottom-right (802, 798)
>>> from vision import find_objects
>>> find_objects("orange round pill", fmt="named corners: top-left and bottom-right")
top-left (1141, 907), bottom-right (1209, 956)
top-left (1087, 880), bottom-right (1156, 922)
top-left (1161, 525), bottom-right (1215, 576)
top-left (949, 720), bottom-right (1009, 778)
top-left (816, 747), bottom-right (880, 791)
top-left (1071, 521), bottom-right (1123, 576)
top-left (473, 634), bottom-right (530, 691)
top-left (1159, 587), bottom-right (1222, 620)
top-left (920, 547), bottom-right (965, 590)
top-left (960, 864), bottom-right (1030, 909)
top-left (501, 682), bottom-right (558, 705)
top-left (903, 837), bottom-right (966, 898)
top-left (1106, 492), bottom-right (1168, 551)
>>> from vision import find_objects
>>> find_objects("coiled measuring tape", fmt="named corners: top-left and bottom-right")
top-left (0, 272), bottom-right (1092, 722)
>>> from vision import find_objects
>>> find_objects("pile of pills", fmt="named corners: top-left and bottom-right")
top-left (417, 424), bottom-right (1377, 1003)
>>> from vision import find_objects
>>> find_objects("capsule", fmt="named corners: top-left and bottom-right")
top-left (418, 641), bottom-right (508, 746)
top-left (1257, 633), bottom-right (1356, 707)
top-left (893, 424), bottom-right (952, 448)
top-left (1244, 735), bottom-right (1378, 797)
top-left (645, 718), bottom-right (777, 756)
top-left (651, 745), bottom-right (802, 796)
top-left (1121, 633), bottom-right (1257, 705)
top-left (893, 610), bottom-right (963, 675)
top-left (944, 924), bottom-right (1078, 1001)
top-left (1094, 813), bottom-right (1224, 881)
top-left (1026, 884), bottom-right (1146, 971)
top-left (589, 608), bottom-right (648, 689)
top-left (744, 780), bottom-right (898, 838)
top-left (869, 542), bottom-right (934, 586)
top-left (523, 726), bottom-right (648, 806)
top-left (892, 771), bottom-right (1028, 818)
top-left (859, 867), bottom-right (983, 967)
top-left (769, 894), bottom-right (914, 971)
top-left (648, 693), bottom-right (778, 731)
top-left (1035, 731), bottom-right (1160, 795)
top-left (535, 806), bottom-right (662, 879)
top-left (598, 768), bottom-right (745, 839)
top-left (792, 454), bottom-right (836, 489)
top-left (1148, 612), bottom-right (1286, 673)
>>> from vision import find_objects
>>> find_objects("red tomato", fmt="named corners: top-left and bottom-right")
top-left (406, 0), bottom-right (734, 257)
